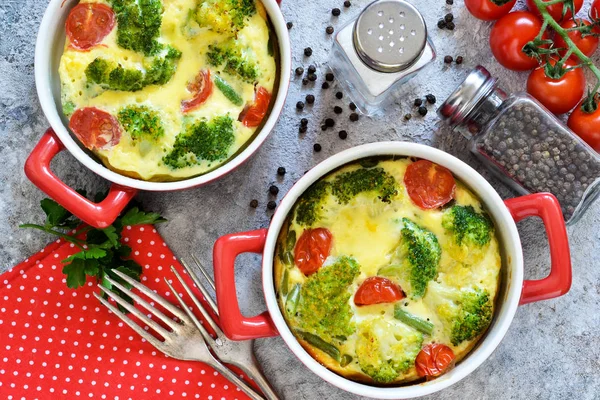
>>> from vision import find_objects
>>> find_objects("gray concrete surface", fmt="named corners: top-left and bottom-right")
top-left (1, 0), bottom-right (599, 399)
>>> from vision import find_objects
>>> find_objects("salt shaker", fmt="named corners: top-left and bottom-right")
top-left (329, 0), bottom-right (436, 115)
top-left (438, 65), bottom-right (600, 224)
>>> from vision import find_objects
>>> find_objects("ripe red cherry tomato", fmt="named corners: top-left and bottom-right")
top-left (490, 11), bottom-right (545, 71)
top-left (240, 87), bottom-right (271, 127)
top-left (464, 0), bottom-right (516, 21)
top-left (66, 3), bottom-right (115, 51)
top-left (354, 277), bottom-right (405, 306)
top-left (591, 0), bottom-right (600, 20)
top-left (554, 19), bottom-right (599, 59)
top-left (526, 61), bottom-right (585, 114)
top-left (181, 69), bottom-right (213, 113)
top-left (415, 343), bottom-right (456, 378)
top-left (404, 160), bottom-right (456, 209)
top-left (69, 107), bottom-right (121, 150)
top-left (526, 0), bottom-right (583, 21)
top-left (567, 98), bottom-right (600, 152)
top-left (294, 228), bottom-right (333, 276)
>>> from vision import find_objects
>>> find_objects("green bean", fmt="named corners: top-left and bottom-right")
top-left (214, 75), bottom-right (243, 106)
top-left (377, 264), bottom-right (403, 277)
top-left (285, 284), bottom-right (301, 316)
top-left (286, 230), bottom-right (297, 251)
top-left (340, 354), bottom-right (353, 367)
top-left (282, 251), bottom-right (294, 265)
top-left (281, 269), bottom-right (289, 296)
top-left (296, 331), bottom-right (340, 361)
top-left (394, 305), bottom-right (434, 335)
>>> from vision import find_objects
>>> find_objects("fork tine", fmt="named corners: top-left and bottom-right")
top-left (111, 269), bottom-right (188, 322)
top-left (182, 258), bottom-right (219, 316)
top-left (170, 266), bottom-right (223, 337)
top-left (97, 285), bottom-right (171, 339)
top-left (104, 274), bottom-right (185, 331)
top-left (190, 253), bottom-right (216, 291)
top-left (93, 292), bottom-right (165, 350)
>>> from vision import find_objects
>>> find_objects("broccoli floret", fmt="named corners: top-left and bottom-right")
top-left (443, 205), bottom-right (494, 247)
top-left (330, 167), bottom-right (398, 204)
top-left (295, 256), bottom-right (360, 343)
top-left (426, 282), bottom-right (493, 346)
top-left (195, 0), bottom-right (256, 35)
top-left (294, 181), bottom-right (330, 226)
top-left (143, 46), bottom-right (182, 86)
top-left (62, 100), bottom-right (76, 117)
top-left (163, 116), bottom-right (235, 169)
top-left (355, 317), bottom-right (423, 383)
top-left (117, 105), bottom-right (164, 141)
top-left (206, 42), bottom-right (259, 83)
top-left (109, 0), bottom-right (164, 56)
top-left (400, 218), bottom-right (441, 298)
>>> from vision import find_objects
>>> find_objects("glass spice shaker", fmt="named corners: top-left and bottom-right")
top-left (329, 0), bottom-right (436, 115)
top-left (438, 65), bottom-right (600, 225)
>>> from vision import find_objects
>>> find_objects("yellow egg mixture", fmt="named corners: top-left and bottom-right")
top-left (59, 0), bottom-right (277, 181)
top-left (275, 158), bottom-right (502, 385)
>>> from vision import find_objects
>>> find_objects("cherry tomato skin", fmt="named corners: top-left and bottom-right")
top-left (404, 160), bottom-right (456, 209)
top-left (294, 228), bottom-right (333, 276)
top-left (66, 3), bottom-right (115, 51)
top-left (490, 12), bottom-right (545, 71)
top-left (591, 0), bottom-right (600, 20)
top-left (415, 343), bottom-right (456, 378)
top-left (69, 107), bottom-right (122, 150)
top-left (554, 19), bottom-right (599, 59)
top-left (526, 62), bottom-right (585, 114)
top-left (181, 70), bottom-right (213, 113)
top-left (527, 0), bottom-right (582, 21)
top-left (567, 101), bottom-right (600, 152)
top-left (240, 87), bottom-right (271, 127)
top-left (464, 0), bottom-right (516, 21)
top-left (354, 277), bottom-right (405, 306)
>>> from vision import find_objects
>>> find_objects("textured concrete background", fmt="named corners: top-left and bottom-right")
top-left (1, 0), bottom-right (599, 398)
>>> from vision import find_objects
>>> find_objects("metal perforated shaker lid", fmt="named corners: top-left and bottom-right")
top-left (353, 0), bottom-right (427, 73)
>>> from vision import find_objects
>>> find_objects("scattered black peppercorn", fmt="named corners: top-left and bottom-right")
top-left (404, 113), bottom-right (412, 121)
top-left (446, 0), bottom-right (453, 4)
top-left (269, 185), bottom-right (279, 196)
top-left (322, 82), bottom-right (330, 89)
top-left (446, 21), bottom-right (455, 30)
top-left (333, 106), bottom-right (343, 114)
top-left (304, 47), bottom-right (313, 57)
top-left (344, 0), bottom-right (351, 7)
top-left (349, 102), bottom-right (357, 111)
top-left (425, 94), bottom-right (436, 104)
top-left (307, 73), bottom-right (317, 82)
top-left (335, 91), bottom-right (343, 99)
top-left (418, 106), bottom-right (428, 116)
top-left (326, 26), bottom-right (334, 34)
top-left (300, 117), bottom-right (308, 126)
top-left (444, 13), bottom-right (454, 22)
top-left (302, 78), bottom-right (309, 85)
top-left (332, 7), bottom-right (341, 16)
top-left (306, 94), bottom-right (315, 104)
top-left (321, 124), bottom-right (327, 131)
top-left (444, 55), bottom-right (453, 64)
top-left (250, 199), bottom-right (258, 208)
top-left (277, 167), bottom-right (286, 176)
top-left (286, 22), bottom-right (293, 29)
top-left (267, 200), bottom-right (277, 210)
top-left (295, 67), bottom-right (304, 76)
top-left (414, 98), bottom-right (423, 107)
top-left (437, 19), bottom-right (446, 29)
top-left (308, 65), bottom-right (317, 74)
top-left (326, 72), bottom-right (335, 81)
top-left (325, 118), bottom-right (335, 127)
top-left (456, 56), bottom-right (464, 64)
top-left (313, 143), bottom-right (322, 152)
top-left (349, 113), bottom-right (359, 122)
top-left (296, 101), bottom-right (305, 110)
top-left (338, 130), bottom-right (348, 139)
top-left (299, 125), bottom-right (307, 133)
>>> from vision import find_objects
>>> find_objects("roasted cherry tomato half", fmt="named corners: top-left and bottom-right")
top-left (464, 0), bottom-right (516, 21)
top-left (554, 19), bottom-right (599, 59)
top-left (567, 98), bottom-right (600, 152)
top-left (415, 343), bottom-right (456, 378)
top-left (527, 0), bottom-right (583, 21)
top-left (294, 228), bottom-right (333, 276)
top-left (240, 87), bottom-right (271, 127)
top-left (526, 61), bottom-right (585, 115)
top-left (181, 69), bottom-right (213, 113)
top-left (66, 3), bottom-right (115, 51)
top-left (490, 11), bottom-right (546, 71)
top-left (69, 107), bottom-right (121, 150)
top-left (354, 277), bottom-right (405, 306)
top-left (404, 160), bottom-right (456, 209)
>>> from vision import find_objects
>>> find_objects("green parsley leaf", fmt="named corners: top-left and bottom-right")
top-left (119, 207), bottom-right (167, 226)
top-left (40, 198), bottom-right (74, 228)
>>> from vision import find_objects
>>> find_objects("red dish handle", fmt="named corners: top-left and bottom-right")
top-left (213, 228), bottom-right (278, 340)
top-left (504, 193), bottom-right (572, 305)
top-left (24, 128), bottom-right (138, 229)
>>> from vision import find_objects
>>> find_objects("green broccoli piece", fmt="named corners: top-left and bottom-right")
top-left (117, 105), bottom-right (164, 141)
top-left (295, 256), bottom-right (360, 343)
top-left (109, 0), bottom-right (164, 56)
top-left (143, 46), bottom-right (183, 86)
top-left (206, 42), bottom-right (259, 83)
top-left (294, 181), bottom-right (330, 227)
top-left (163, 116), bottom-right (235, 169)
top-left (400, 218), bottom-right (441, 298)
top-left (330, 167), bottom-right (398, 204)
top-left (195, 0), bottom-right (256, 35)
top-left (355, 317), bottom-right (423, 383)
top-left (426, 282), bottom-right (493, 346)
top-left (62, 100), bottom-right (76, 117)
top-left (442, 205), bottom-right (494, 247)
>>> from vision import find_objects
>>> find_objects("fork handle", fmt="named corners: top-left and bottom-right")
top-left (238, 356), bottom-right (280, 400)
top-left (210, 358), bottom-right (265, 400)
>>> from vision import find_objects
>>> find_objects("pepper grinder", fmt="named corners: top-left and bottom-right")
top-left (329, 0), bottom-right (436, 115)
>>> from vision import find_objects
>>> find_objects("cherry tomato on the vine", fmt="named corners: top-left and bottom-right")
top-left (490, 11), bottom-right (546, 71)
top-left (554, 19), bottom-right (599, 59)
top-left (526, 61), bottom-right (585, 114)
top-left (526, 0), bottom-right (583, 22)
top-left (354, 277), bottom-right (405, 306)
top-left (464, 0), bottom-right (516, 21)
top-left (294, 228), bottom-right (333, 276)
top-left (415, 343), bottom-right (456, 378)
top-left (567, 98), bottom-right (600, 152)
top-left (591, 0), bottom-right (600, 20)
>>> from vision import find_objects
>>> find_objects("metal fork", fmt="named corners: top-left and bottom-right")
top-left (93, 270), bottom-right (265, 400)
top-left (174, 254), bottom-right (279, 400)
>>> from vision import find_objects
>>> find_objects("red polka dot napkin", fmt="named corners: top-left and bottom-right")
top-left (0, 225), bottom-right (252, 400)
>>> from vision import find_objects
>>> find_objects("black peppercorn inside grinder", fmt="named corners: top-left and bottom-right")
top-left (438, 65), bottom-right (600, 224)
